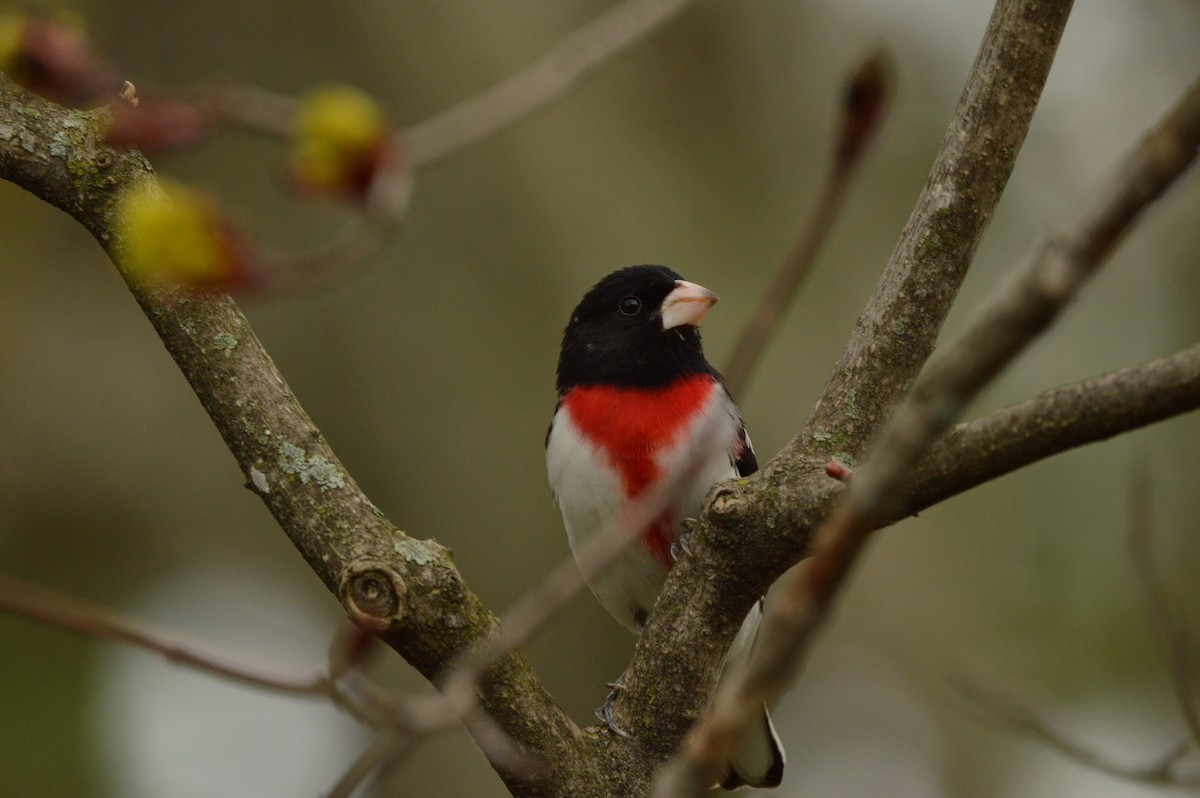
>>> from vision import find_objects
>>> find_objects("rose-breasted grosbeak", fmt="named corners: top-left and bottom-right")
top-left (545, 265), bottom-right (785, 790)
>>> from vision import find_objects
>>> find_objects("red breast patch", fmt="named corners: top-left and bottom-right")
top-left (561, 375), bottom-right (715, 564)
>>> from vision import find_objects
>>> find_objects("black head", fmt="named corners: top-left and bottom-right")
top-left (556, 265), bottom-right (718, 393)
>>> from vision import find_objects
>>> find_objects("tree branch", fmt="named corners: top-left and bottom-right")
top-left (620, 0), bottom-right (1076, 773)
top-left (0, 573), bottom-right (330, 696)
top-left (961, 679), bottom-right (1200, 787)
top-left (908, 343), bottom-right (1200, 512)
top-left (403, 0), bottom-right (703, 168)
top-left (722, 49), bottom-right (891, 398)
top-left (0, 74), bottom-right (582, 796)
top-left (795, 0), bottom-right (1075, 466)
top-left (656, 62), bottom-right (1200, 795)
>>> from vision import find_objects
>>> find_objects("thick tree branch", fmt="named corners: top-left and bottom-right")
top-left (796, 0), bottom-right (1074, 466)
top-left (0, 74), bottom-right (583, 797)
top-left (619, 0), bottom-right (1076, 772)
top-left (657, 66), bottom-right (1200, 794)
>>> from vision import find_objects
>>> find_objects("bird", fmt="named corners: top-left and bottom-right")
top-left (545, 265), bottom-right (785, 790)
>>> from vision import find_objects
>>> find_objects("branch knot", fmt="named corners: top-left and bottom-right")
top-left (344, 561), bottom-right (408, 629)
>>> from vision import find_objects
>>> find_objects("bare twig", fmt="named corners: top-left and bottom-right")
top-left (961, 679), bottom-right (1200, 786)
top-left (837, 69), bottom-right (1200, 533)
top-left (403, 0), bottom-right (703, 168)
top-left (1128, 464), bottom-right (1200, 746)
top-left (723, 49), bottom-right (891, 397)
top-left (105, 0), bottom-right (698, 293)
top-left (0, 573), bottom-right (333, 696)
top-left (0, 564), bottom-right (545, 780)
top-left (210, 0), bottom-right (703, 291)
top-left (0, 573), bottom-right (470, 739)
top-left (946, 465), bottom-right (1200, 786)
top-left (211, 82), bottom-right (299, 138)
top-left (325, 733), bottom-right (415, 798)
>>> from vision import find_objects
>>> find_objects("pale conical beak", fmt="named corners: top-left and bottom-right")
top-left (660, 279), bottom-right (718, 330)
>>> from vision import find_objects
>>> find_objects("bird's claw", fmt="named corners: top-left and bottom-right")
top-left (671, 518), bottom-right (698, 562)
top-left (594, 690), bottom-right (630, 738)
top-left (594, 672), bottom-right (630, 737)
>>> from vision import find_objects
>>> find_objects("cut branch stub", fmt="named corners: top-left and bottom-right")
top-left (345, 562), bottom-right (409, 629)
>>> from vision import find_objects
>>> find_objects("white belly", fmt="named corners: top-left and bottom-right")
top-left (546, 384), bottom-right (742, 630)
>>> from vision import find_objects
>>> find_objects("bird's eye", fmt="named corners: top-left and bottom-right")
top-left (618, 296), bottom-right (642, 316)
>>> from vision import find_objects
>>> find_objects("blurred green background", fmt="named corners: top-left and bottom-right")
top-left (1, 1), bottom-right (1199, 795)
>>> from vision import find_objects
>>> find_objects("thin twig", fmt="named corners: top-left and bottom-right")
top-left (723, 49), bottom-right (891, 397)
top-left (210, 82), bottom-right (299, 138)
top-left (836, 69), bottom-right (1200, 533)
top-left (0, 573), bottom-right (330, 696)
top-left (0, 572), bottom-right (480, 745)
top-left (961, 679), bottom-right (1200, 786)
top-left (324, 733), bottom-right (415, 798)
top-left (403, 0), bottom-right (703, 168)
top-left (1128, 464), bottom-right (1200, 746)
top-left (117, 0), bottom-right (697, 292)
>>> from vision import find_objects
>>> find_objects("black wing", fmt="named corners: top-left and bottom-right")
top-left (733, 421), bottom-right (757, 477)
top-left (545, 398), bottom-right (562, 448)
top-left (718, 377), bottom-right (757, 477)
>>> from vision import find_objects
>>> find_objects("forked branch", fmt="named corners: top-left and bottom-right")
top-left (656, 66), bottom-right (1200, 797)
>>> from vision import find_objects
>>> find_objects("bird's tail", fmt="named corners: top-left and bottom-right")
top-left (719, 602), bottom-right (785, 789)
top-left (721, 703), bottom-right (785, 789)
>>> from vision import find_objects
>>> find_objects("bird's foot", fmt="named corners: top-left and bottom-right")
top-left (670, 518), bottom-right (698, 562)
top-left (594, 672), bottom-right (630, 738)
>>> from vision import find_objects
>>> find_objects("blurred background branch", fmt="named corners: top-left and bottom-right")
top-left (0, 573), bottom-right (332, 696)
top-left (722, 48), bottom-right (891, 398)
top-left (960, 679), bottom-right (1200, 787)
top-left (402, 0), bottom-right (704, 168)
top-left (1128, 464), bottom-right (1200, 748)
